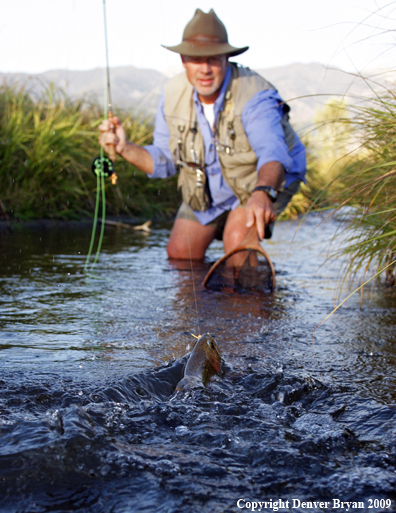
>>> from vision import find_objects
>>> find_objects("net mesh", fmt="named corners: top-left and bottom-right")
top-left (205, 249), bottom-right (274, 293)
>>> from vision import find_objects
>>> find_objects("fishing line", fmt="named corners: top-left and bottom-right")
top-left (83, 162), bottom-right (105, 276)
top-left (159, 1), bottom-right (201, 336)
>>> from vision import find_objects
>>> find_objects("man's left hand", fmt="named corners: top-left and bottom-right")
top-left (246, 161), bottom-right (285, 240)
top-left (246, 190), bottom-right (277, 240)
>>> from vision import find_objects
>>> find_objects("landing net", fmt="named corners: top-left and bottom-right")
top-left (204, 249), bottom-right (275, 293)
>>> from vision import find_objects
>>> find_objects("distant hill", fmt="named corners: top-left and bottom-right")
top-left (256, 62), bottom-right (394, 130)
top-left (0, 66), bottom-right (166, 117)
top-left (1, 63), bottom-right (394, 129)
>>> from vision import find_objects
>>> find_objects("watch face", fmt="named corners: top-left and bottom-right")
top-left (266, 187), bottom-right (277, 200)
top-left (253, 186), bottom-right (277, 201)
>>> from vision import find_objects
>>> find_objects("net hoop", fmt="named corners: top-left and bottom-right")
top-left (203, 238), bottom-right (276, 290)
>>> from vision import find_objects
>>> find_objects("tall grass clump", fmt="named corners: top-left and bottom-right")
top-left (0, 84), bottom-right (180, 220)
top-left (322, 91), bottom-right (396, 288)
top-left (0, 85), bottom-right (100, 219)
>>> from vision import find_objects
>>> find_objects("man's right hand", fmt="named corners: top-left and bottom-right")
top-left (98, 116), bottom-right (154, 175)
top-left (98, 116), bottom-right (127, 157)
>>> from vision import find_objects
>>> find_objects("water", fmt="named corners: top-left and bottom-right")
top-left (0, 217), bottom-right (395, 513)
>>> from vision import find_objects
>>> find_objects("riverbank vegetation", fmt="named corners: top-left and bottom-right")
top-left (0, 85), bottom-right (179, 221)
top-left (285, 92), bottom-right (396, 288)
top-left (321, 93), bottom-right (396, 287)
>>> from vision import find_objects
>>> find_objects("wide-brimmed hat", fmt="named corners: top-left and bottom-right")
top-left (162, 9), bottom-right (249, 57)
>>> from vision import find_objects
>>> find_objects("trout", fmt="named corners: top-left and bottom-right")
top-left (176, 333), bottom-right (222, 392)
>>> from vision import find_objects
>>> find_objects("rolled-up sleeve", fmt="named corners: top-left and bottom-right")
top-left (241, 89), bottom-right (294, 173)
top-left (144, 90), bottom-right (177, 179)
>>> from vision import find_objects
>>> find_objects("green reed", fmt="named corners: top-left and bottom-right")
top-left (0, 85), bottom-right (179, 220)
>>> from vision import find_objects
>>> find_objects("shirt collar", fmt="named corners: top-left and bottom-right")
top-left (192, 66), bottom-right (232, 125)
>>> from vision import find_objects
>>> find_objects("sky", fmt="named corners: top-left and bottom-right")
top-left (1, 0), bottom-right (396, 75)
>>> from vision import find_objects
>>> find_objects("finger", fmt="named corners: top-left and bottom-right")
top-left (262, 209), bottom-right (269, 228)
top-left (107, 116), bottom-right (121, 133)
top-left (100, 133), bottom-right (117, 148)
top-left (255, 209), bottom-right (265, 240)
top-left (246, 205), bottom-right (255, 228)
top-left (267, 209), bottom-right (277, 225)
top-left (98, 120), bottom-right (110, 132)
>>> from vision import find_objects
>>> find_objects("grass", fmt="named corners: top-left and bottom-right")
top-left (0, 84), bottom-right (180, 221)
top-left (286, 92), bottom-right (396, 291)
top-left (323, 92), bottom-right (396, 288)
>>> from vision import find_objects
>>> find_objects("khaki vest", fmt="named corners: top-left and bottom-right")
top-left (163, 62), bottom-right (296, 211)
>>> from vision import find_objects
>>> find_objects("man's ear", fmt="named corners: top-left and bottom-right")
top-left (181, 55), bottom-right (187, 69)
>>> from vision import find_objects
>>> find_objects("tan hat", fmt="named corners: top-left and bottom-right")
top-left (162, 9), bottom-right (249, 57)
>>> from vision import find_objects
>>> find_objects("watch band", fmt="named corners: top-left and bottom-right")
top-left (252, 185), bottom-right (278, 202)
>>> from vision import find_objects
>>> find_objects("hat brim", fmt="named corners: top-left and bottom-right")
top-left (161, 42), bottom-right (249, 57)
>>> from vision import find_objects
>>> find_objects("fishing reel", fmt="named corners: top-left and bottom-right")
top-left (91, 156), bottom-right (118, 184)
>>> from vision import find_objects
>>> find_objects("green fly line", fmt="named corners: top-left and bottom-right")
top-left (83, 150), bottom-right (106, 277)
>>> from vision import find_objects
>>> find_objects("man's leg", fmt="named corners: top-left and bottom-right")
top-left (222, 206), bottom-right (250, 253)
top-left (167, 218), bottom-right (217, 259)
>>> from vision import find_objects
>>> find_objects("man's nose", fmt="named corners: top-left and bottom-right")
top-left (199, 61), bottom-right (212, 73)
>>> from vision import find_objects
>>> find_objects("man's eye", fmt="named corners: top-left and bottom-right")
top-left (209, 57), bottom-right (223, 65)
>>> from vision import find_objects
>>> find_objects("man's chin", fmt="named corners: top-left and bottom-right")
top-left (196, 86), bottom-right (219, 97)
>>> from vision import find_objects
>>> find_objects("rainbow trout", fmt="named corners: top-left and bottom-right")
top-left (176, 333), bottom-right (222, 392)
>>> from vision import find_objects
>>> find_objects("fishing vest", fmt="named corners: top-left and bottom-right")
top-left (163, 62), bottom-right (297, 211)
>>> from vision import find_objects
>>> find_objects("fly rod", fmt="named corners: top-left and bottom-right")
top-left (84, 0), bottom-right (116, 275)
top-left (91, 0), bottom-right (118, 185)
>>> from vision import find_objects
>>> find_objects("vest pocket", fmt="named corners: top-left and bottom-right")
top-left (177, 163), bottom-right (211, 212)
top-left (232, 117), bottom-right (251, 152)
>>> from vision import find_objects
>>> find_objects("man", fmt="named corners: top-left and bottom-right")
top-left (99, 9), bottom-right (306, 260)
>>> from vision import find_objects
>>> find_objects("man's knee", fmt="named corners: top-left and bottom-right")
top-left (167, 237), bottom-right (193, 259)
top-left (223, 224), bottom-right (248, 248)
top-left (167, 218), bottom-right (218, 260)
top-left (223, 209), bottom-right (250, 250)
top-left (167, 230), bottom-right (208, 260)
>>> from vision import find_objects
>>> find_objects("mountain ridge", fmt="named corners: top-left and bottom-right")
top-left (1, 62), bottom-right (393, 129)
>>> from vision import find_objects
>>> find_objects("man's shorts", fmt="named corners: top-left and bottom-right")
top-left (175, 180), bottom-right (301, 240)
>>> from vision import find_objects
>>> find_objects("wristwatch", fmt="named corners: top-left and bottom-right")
top-left (252, 185), bottom-right (278, 202)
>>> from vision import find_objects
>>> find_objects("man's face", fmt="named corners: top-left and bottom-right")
top-left (181, 55), bottom-right (229, 104)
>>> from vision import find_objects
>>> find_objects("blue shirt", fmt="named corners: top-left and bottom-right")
top-left (145, 66), bottom-right (306, 225)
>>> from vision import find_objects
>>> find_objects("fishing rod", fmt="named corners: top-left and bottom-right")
top-left (91, 0), bottom-right (118, 185)
top-left (84, 0), bottom-right (116, 275)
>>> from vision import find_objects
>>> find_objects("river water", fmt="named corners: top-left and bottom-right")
top-left (0, 216), bottom-right (395, 513)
